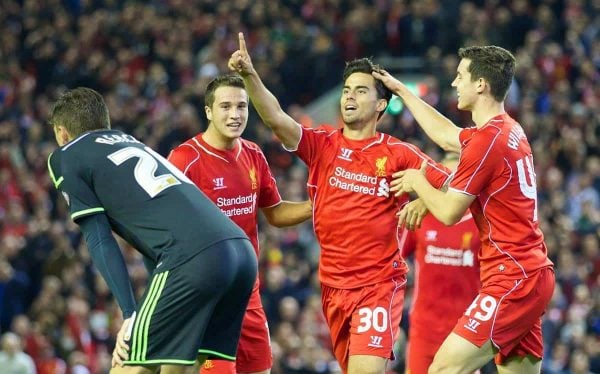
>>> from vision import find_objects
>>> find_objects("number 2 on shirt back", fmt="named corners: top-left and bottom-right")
top-left (108, 146), bottom-right (192, 198)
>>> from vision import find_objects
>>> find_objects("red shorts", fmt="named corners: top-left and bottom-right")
top-left (200, 307), bottom-right (272, 373)
top-left (406, 334), bottom-right (440, 374)
top-left (321, 277), bottom-right (406, 372)
top-left (453, 267), bottom-right (554, 363)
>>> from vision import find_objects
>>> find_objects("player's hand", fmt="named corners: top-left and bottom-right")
top-left (228, 32), bottom-right (254, 76)
top-left (372, 68), bottom-right (405, 94)
top-left (112, 315), bottom-right (133, 368)
top-left (398, 199), bottom-right (428, 230)
top-left (390, 161), bottom-right (428, 197)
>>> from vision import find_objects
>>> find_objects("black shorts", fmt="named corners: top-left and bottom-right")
top-left (124, 238), bottom-right (257, 366)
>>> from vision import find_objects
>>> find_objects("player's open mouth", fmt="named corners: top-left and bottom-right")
top-left (345, 105), bottom-right (357, 112)
top-left (227, 123), bottom-right (242, 128)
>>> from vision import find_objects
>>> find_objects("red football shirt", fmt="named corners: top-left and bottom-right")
top-left (449, 114), bottom-right (553, 285)
top-left (292, 125), bottom-right (451, 288)
top-left (168, 134), bottom-right (282, 309)
top-left (401, 213), bottom-right (481, 343)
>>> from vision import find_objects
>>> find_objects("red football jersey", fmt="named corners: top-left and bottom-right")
top-left (449, 114), bottom-right (553, 285)
top-left (401, 213), bottom-right (481, 343)
top-left (292, 125), bottom-right (451, 288)
top-left (168, 134), bottom-right (282, 309)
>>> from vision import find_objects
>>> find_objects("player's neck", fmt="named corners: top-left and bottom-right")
top-left (342, 122), bottom-right (377, 140)
top-left (201, 131), bottom-right (237, 150)
top-left (471, 99), bottom-right (506, 128)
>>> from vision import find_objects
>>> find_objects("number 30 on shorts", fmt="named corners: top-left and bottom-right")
top-left (464, 295), bottom-right (498, 322)
top-left (357, 307), bottom-right (388, 333)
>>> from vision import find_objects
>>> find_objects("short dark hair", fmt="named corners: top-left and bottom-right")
top-left (205, 74), bottom-right (246, 108)
top-left (49, 87), bottom-right (110, 136)
top-left (343, 58), bottom-right (392, 119)
top-left (458, 46), bottom-right (515, 102)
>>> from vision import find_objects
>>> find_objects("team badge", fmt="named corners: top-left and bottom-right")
top-left (375, 156), bottom-right (387, 177)
top-left (249, 168), bottom-right (257, 189)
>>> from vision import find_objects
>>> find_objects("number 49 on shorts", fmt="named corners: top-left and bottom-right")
top-left (463, 295), bottom-right (498, 332)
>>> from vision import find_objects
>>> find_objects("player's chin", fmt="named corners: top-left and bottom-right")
top-left (342, 113), bottom-right (359, 125)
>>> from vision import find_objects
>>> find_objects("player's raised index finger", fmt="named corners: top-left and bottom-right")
top-left (238, 32), bottom-right (247, 53)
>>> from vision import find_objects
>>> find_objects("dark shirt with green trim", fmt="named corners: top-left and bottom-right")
top-left (48, 130), bottom-right (249, 314)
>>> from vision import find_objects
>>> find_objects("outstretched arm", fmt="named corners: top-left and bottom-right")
top-left (373, 70), bottom-right (462, 153)
top-left (261, 200), bottom-right (312, 227)
top-left (229, 32), bottom-right (301, 149)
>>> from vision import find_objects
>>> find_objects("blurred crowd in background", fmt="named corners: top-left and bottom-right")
top-left (0, 0), bottom-right (599, 373)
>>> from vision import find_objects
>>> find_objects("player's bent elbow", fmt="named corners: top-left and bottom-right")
top-left (437, 211), bottom-right (463, 226)
top-left (440, 141), bottom-right (461, 154)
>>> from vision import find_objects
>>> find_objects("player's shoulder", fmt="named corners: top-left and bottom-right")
top-left (238, 138), bottom-right (263, 153)
top-left (306, 124), bottom-right (340, 136)
top-left (381, 133), bottom-right (422, 153)
top-left (171, 136), bottom-right (203, 156)
top-left (47, 149), bottom-right (63, 185)
top-left (463, 123), bottom-right (503, 148)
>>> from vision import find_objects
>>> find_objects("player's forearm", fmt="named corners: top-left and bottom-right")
top-left (79, 214), bottom-right (137, 318)
top-left (263, 200), bottom-right (312, 227)
top-left (411, 177), bottom-right (464, 225)
top-left (242, 71), bottom-right (301, 148)
top-left (393, 84), bottom-right (461, 152)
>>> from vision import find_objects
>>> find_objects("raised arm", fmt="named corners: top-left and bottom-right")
top-left (229, 33), bottom-right (301, 149)
top-left (372, 70), bottom-right (461, 153)
top-left (261, 200), bottom-right (312, 227)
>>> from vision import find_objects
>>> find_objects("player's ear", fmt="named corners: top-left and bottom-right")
top-left (476, 78), bottom-right (486, 94)
top-left (54, 124), bottom-right (71, 145)
top-left (376, 98), bottom-right (387, 114)
top-left (205, 106), bottom-right (212, 121)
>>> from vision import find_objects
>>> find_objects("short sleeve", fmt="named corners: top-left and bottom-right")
top-left (450, 128), bottom-right (501, 196)
top-left (167, 144), bottom-right (198, 177)
top-left (293, 125), bottom-right (333, 167)
top-left (257, 150), bottom-right (282, 208)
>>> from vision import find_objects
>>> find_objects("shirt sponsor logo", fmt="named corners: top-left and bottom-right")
top-left (424, 246), bottom-right (475, 267)
top-left (368, 335), bottom-right (383, 348)
top-left (464, 318), bottom-right (480, 333)
top-left (338, 147), bottom-right (353, 161)
top-left (216, 193), bottom-right (256, 217)
top-left (328, 166), bottom-right (389, 198)
top-left (213, 177), bottom-right (226, 190)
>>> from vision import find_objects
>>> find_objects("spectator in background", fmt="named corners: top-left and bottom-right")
top-left (0, 332), bottom-right (37, 374)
